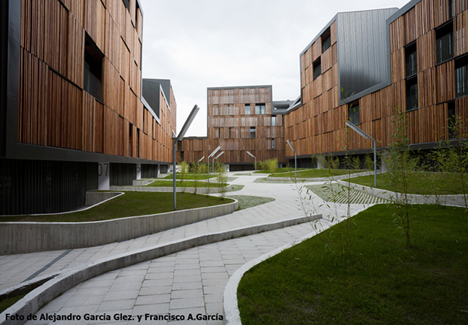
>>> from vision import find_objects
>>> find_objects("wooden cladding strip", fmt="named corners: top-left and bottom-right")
top-left (18, 0), bottom-right (176, 164)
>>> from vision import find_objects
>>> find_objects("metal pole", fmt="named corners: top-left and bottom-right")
top-left (295, 152), bottom-right (297, 179)
top-left (373, 139), bottom-right (377, 187)
top-left (173, 140), bottom-right (177, 211)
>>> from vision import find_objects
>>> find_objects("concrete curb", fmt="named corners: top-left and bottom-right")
top-left (223, 220), bottom-right (329, 325)
top-left (110, 185), bottom-right (232, 194)
top-left (0, 214), bottom-right (321, 325)
top-left (265, 171), bottom-right (375, 182)
top-left (337, 180), bottom-right (467, 207)
top-left (0, 199), bottom-right (238, 255)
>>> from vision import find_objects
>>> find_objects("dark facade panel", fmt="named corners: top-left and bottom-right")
top-left (0, 160), bottom-right (97, 215)
top-left (110, 163), bottom-right (137, 186)
top-left (337, 8), bottom-right (398, 103)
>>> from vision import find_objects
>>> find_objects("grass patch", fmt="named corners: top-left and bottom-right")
top-left (254, 167), bottom-right (304, 174)
top-left (147, 180), bottom-right (225, 188)
top-left (0, 192), bottom-right (234, 222)
top-left (228, 195), bottom-right (275, 210)
top-left (227, 185), bottom-right (245, 192)
top-left (348, 172), bottom-right (468, 195)
top-left (0, 294), bottom-right (26, 313)
top-left (238, 204), bottom-right (468, 324)
top-left (163, 173), bottom-right (215, 180)
top-left (268, 168), bottom-right (352, 178)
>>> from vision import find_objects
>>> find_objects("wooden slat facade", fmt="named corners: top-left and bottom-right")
top-left (17, 0), bottom-right (175, 164)
top-left (285, 0), bottom-right (468, 158)
top-left (181, 86), bottom-right (286, 165)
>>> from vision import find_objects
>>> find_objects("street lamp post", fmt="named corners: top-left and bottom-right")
top-left (246, 151), bottom-right (256, 171)
top-left (213, 151), bottom-right (224, 173)
top-left (207, 146), bottom-right (221, 183)
top-left (173, 105), bottom-right (200, 211)
top-left (346, 121), bottom-right (377, 187)
top-left (287, 140), bottom-right (297, 178)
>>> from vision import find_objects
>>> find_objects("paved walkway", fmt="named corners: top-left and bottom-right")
top-left (1, 173), bottom-right (371, 324)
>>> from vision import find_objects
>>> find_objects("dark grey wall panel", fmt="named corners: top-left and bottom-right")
top-left (337, 8), bottom-right (398, 103)
top-left (0, 160), bottom-right (97, 215)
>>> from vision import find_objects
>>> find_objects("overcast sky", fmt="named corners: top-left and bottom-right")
top-left (140, 0), bottom-right (410, 136)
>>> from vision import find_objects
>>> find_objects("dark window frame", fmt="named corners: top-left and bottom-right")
top-left (348, 101), bottom-right (360, 125)
top-left (84, 34), bottom-right (104, 102)
top-left (321, 28), bottom-right (331, 53)
top-left (313, 57), bottom-right (321, 80)
top-left (250, 127), bottom-right (256, 139)
top-left (405, 42), bottom-right (417, 78)
top-left (455, 54), bottom-right (468, 98)
top-left (436, 21), bottom-right (454, 65)
top-left (406, 76), bottom-right (418, 111)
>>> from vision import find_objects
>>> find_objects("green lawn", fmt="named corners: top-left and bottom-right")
top-left (0, 192), bottom-right (234, 222)
top-left (254, 167), bottom-right (304, 174)
top-left (238, 204), bottom-right (468, 324)
top-left (268, 168), bottom-right (353, 178)
top-left (348, 172), bottom-right (468, 195)
top-left (163, 173), bottom-right (215, 180)
top-left (147, 180), bottom-right (225, 188)
top-left (228, 195), bottom-right (275, 210)
top-left (0, 294), bottom-right (26, 313)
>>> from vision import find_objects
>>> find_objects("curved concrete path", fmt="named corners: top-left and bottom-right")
top-left (1, 173), bottom-right (371, 324)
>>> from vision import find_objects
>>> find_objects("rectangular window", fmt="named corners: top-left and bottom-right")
top-left (245, 104), bottom-right (250, 115)
top-left (271, 139), bottom-right (275, 149)
top-left (321, 28), bottom-right (331, 53)
top-left (229, 127), bottom-right (232, 139)
top-left (436, 22), bottom-right (453, 64)
top-left (448, 0), bottom-right (454, 19)
top-left (137, 129), bottom-right (140, 158)
top-left (448, 101), bottom-right (456, 139)
top-left (250, 127), bottom-right (256, 139)
top-left (271, 115), bottom-right (276, 126)
top-left (406, 77), bottom-right (418, 111)
top-left (84, 35), bottom-right (103, 102)
top-left (177, 141), bottom-right (182, 151)
top-left (313, 58), bottom-right (321, 80)
top-left (227, 105), bottom-right (233, 115)
top-left (129, 124), bottom-right (133, 157)
top-left (405, 42), bottom-right (417, 78)
top-left (456, 54), bottom-right (468, 98)
top-left (255, 104), bottom-right (266, 115)
top-left (348, 101), bottom-right (360, 125)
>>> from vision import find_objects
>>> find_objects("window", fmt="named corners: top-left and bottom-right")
top-left (143, 109), bottom-right (146, 134)
top-left (84, 35), bottom-right (103, 101)
top-left (271, 115), bottom-right (276, 126)
top-left (227, 105), bottom-right (233, 115)
top-left (448, 0), bottom-right (454, 19)
top-left (348, 101), bottom-right (360, 125)
top-left (321, 28), bottom-right (331, 53)
top-left (271, 139), bottom-right (275, 149)
top-left (313, 58), bottom-right (321, 80)
top-left (255, 104), bottom-right (266, 115)
top-left (129, 124), bottom-right (133, 156)
top-left (405, 42), bottom-right (417, 77)
top-left (250, 127), bottom-right (256, 139)
top-left (455, 54), bottom-right (468, 98)
top-left (436, 22), bottom-right (453, 64)
top-left (245, 104), bottom-right (250, 115)
top-left (406, 78), bottom-right (418, 111)
top-left (448, 101), bottom-right (456, 139)
top-left (229, 127), bottom-right (232, 139)
top-left (177, 141), bottom-right (182, 151)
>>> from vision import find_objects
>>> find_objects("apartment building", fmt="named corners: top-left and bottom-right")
top-left (285, 0), bottom-right (468, 166)
top-left (180, 86), bottom-right (290, 171)
top-left (0, 0), bottom-right (176, 214)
